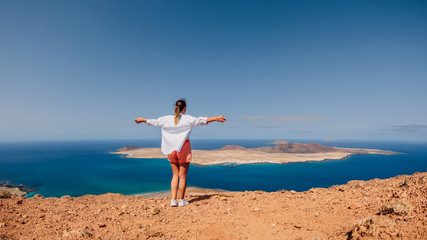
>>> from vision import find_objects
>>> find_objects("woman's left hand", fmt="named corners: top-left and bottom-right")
top-left (216, 116), bottom-right (226, 122)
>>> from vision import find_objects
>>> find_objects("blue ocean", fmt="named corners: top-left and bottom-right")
top-left (0, 139), bottom-right (426, 198)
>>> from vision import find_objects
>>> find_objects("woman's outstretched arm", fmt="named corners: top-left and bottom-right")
top-left (134, 118), bottom-right (147, 124)
top-left (206, 116), bottom-right (226, 123)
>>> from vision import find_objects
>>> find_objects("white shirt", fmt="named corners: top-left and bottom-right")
top-left (147, 114), bottom-right (208, 155)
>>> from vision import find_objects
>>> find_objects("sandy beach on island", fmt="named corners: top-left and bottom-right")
top-left (112, 142), bottom-right (401, 166)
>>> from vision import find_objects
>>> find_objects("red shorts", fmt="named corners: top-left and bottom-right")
top-left (168, 140), bottom-right (192, 164)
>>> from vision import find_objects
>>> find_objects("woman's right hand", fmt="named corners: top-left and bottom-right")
top-left (134, 118), bottom-right (146, 124)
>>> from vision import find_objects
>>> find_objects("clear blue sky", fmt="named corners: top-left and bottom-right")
top-left (1, 0), bottom-right (426, 141)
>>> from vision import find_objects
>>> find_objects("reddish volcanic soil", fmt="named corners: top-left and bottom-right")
top-left (1, 172), bottom-right (426, 240)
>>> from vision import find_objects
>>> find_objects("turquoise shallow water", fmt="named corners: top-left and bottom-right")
top-left (0, 139), bottom-right (426, 197)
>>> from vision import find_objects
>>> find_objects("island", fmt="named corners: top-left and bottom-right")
top-left (112, 141), bottom-right (401, 166)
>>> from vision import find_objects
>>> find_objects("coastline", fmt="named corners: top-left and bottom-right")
top-left (0, 182), bottom-right (37, 197)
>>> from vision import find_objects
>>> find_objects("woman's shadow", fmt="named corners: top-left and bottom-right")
top-left (189, 194), bottom-right (221, 203)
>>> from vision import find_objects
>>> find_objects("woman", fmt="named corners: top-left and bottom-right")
top-left (134, 99), bottom-right (226, 207)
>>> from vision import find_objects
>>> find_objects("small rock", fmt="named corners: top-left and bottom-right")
top-left (381, 201), bottom-right (411, 216)
top-left (32, 194), bottom-right (44, 199)
top-left (293, 225), bottom-right (302, 229)
top-left (349, 215), bottom-right (396, 238)
top-left (146, 230), bottom-right (164, 238)
top-left (98, 224), bottom-right (107, 228)
top-left (0, 222), bottom-right (6, 228)
top-left (253, 208), bottom-right (261, 212)
top-left (348, 204), bottom-right (357, 210)
top-left (16, 198), bottom-right (23, 205)
top-left (64, 229), bottom-right (93, 238)
top-left (81, 230), bottom-right (92, 238)
top-left (63, 230), bottom-right (72, 238)
top-left (358, 225), bottom-right (367, 233)
top-left (314, 212), bottom-right (320, 217)
top-left (399, 179), bottom-right (409, 187)
top-left (0, 191), bottom-right (12, 199)
top-left (151, 207), bottom-right (160, 215)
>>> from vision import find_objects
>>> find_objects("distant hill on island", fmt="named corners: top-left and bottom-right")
top-left (219, 142), bottom-right (336, 154)
top-left (118, 145), bottom-right (141, 151)
top-left (259, 143), bottom-right (337, 153)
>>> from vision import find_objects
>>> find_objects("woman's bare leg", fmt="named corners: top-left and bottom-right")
top-left (170, 163), bottom-right (179, 199)
top-left (178, 163), bottom-right (190, 199)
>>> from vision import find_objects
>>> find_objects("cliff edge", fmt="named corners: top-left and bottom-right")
top-left (1, 172), bottom-right (425, 239)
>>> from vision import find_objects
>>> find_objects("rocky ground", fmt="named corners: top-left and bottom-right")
top-left (0, 172), bottom-right (426, 240)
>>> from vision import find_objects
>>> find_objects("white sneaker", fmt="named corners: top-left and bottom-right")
top-left (178, 199), bottom-right (189, 207)
top-left (170, 198), bottom-right (178, 207)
